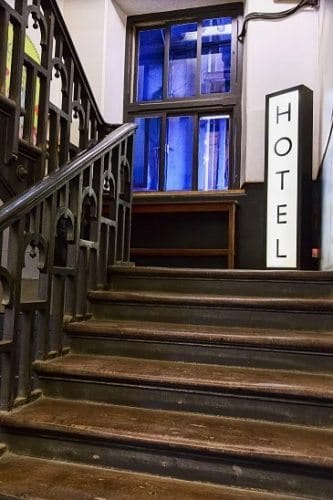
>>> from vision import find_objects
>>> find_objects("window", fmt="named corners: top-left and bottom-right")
top-left (125, 4), bottom-right (243, 192)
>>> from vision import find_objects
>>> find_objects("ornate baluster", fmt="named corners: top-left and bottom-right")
top-left (16, 310), bottom-right (33, 404)
top-left (0, 7), bottom-right (10, 96)
top-left (3, 218), bottom-right (24, 409)
top-left (5, 4), bottom-right (25, 165)
top-left (0, 107), bottom-right (136, 408)
top-left (0, 262), bottom-right (15, 410)
top-left (38, 6), bottom-right (54, 174)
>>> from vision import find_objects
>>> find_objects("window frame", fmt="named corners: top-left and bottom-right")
top-left (124, 3), bottom-right (243, 191)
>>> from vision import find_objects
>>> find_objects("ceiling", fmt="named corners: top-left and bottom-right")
top-left (113, 0), bottom-right (241, 16)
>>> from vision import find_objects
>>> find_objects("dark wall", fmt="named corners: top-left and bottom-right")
top-left (131, 180), bottom-right (321, 270)
top-left (236, 183), bottom-right (266, 269)
top-left (131, 183), bottom-right (266, 269)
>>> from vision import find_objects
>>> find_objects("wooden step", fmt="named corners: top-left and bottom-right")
top-left (88, 290), bottom-right (333, 330)
top-left (65, 319), bottom-right (333, 351)
top-left (65, 320), bottom-right (333, 373)
top-left (34, 354), bottom-right (333, 426)
top-left (0, 398), bottom-right (332, 498)
top-left (89, 290), bottom-right (333, 311)
top-left (109, 265), bottom-right (333, 298)
top-left (0, 452), bottom-right (302, 500)
top-left (34, 354), bottom-right (333, 401)
top-left (110, 266), bottom-right (333, 281)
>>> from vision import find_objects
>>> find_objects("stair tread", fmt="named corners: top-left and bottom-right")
top-left (88, 290), bottom-right (333, 311)
top-left (0, 453), bottom-right (301, 500)
top-left (34, 354), bottom-right (333, 400)
top-left (0, 443), bottom-right (7, 456)
top-left (1, 398), bottom-right (333, 469)
top-left (65, 319), bottom-right (333, 351)
top-left (110, 265), bottom-right (333, 282)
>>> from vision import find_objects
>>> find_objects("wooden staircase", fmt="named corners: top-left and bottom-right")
top-left (1, 266), bottom-right (333, 499)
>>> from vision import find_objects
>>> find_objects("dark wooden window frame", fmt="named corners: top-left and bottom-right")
top-left (124, 3), bottom-right (243, 191)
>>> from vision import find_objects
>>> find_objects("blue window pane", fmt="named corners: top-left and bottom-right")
top-left (133, 117), bottom-right (161, 191)
top-left (168, 23), bottom-right (197, 98)
top-left (198, 115), bottom-right (229, 190)
top-left (201, 17), bottom-right (232, 94)
top-left (165, 116), bottom-right (193, 191)
top-left (137, 29), bottom-right (165, 102)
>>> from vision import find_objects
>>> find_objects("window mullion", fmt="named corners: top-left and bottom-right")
top-left (229, 113), bottom-right (239, 189)
top-left (196, 21), bottom-right (202, 97)
top-left (230, 16), bottom-right (239, 94)
top-left (132, 27), bottom-right (139, 103)
top-left (163, 26), bottom-right (170, 100)
top-left (192, 114), bottom-right (199, 190)
top-left (143, 118), bottom-right (150, 187)
top-left (159, 113), bottom-right (167, 191)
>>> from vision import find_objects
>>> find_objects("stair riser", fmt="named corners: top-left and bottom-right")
top-left (110, 276), bottom-right (333, 298)
top-left (1, 429), bottom-right (331, 499)
top-left (69, 336), bottom-right (333, 374)
top-left (38, 377), bottom-right (333, 427)
top-left (91, 302), bottom-right (333, 331)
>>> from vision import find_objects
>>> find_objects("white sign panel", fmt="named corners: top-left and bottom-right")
top-left (266, 90), bottom-right (299, 268)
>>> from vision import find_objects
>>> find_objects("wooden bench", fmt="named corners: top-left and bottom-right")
top-left (131, 200), bottom-right (238, 268)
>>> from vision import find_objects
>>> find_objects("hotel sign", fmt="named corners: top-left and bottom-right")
top-left (266, 86), bottom-right (313, 269)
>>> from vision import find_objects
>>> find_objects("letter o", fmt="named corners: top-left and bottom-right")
top-left (274, 137), bottom-right (292, 157)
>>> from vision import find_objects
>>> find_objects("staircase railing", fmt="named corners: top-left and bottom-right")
top-left (0, 122), bottom-right (136, 410)
top-left (0, 0), bottom-right (112, 199)
top-left (0, 0), bottom-right (137, 411)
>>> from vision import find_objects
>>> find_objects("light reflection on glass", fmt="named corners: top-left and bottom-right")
top-left (201, 17), bottom-right (232, 94)
top-left (133, 116), bottom-right (161, 191)
top-left (137, 28), bottom-right (165, 102)
top-left (168, 23), bottom-right (197, 98)
top-left (165, 116), bottom-right (194, 190)
top-left (198, 115), bottom-right (230, 190)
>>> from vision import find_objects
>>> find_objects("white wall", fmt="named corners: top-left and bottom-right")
top-left (319, 0), bottom-right (333, 270)
top-left (62, 0), bottom-right (107, 113)
top-left (113, 0), bottom-right (241, 15)
top-left (318, 0), bottom-right (333, 160)
top-left (103, 1), bottom-right (127, 123)
top-left (61, 0), bottom-right (126, 124)
top-left (243, 0), bottom-right (319, 183)
top-left (56, 0), bottom-right (65, 12)
top-left (321, 134), bottom-right (333, 270)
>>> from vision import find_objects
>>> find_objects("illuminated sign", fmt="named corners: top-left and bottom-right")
top-left (266, 86), bottom-right (313, 269)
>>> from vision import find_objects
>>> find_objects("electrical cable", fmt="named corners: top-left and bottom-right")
top-left (238, 0), bottom-right (318, 42)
